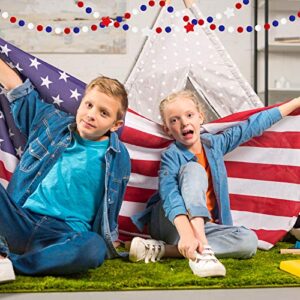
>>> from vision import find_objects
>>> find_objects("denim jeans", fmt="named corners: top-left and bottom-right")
top-left (0, 184), bottom-right (107, 276)
top-left (150, 162), bottom-right (258, 258)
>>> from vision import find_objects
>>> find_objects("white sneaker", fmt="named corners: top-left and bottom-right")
top-left (189, 246), bottom-right (226, 277)
top-left (129, 237), bottom-right (165, 263)
top-left (0, 258), bottom-right (16, 283)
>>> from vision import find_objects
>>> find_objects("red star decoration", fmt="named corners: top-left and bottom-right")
top-left (184, 22), bottom-right (194, 33)
top-left (101, 16), bottom-right (111, 27)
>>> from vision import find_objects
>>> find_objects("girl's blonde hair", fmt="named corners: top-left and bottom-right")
top-left (159, 90), bottom-right (203, 123)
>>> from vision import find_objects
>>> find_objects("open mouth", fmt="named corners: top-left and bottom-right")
top-left (182, 129), bottom-right (194, 136)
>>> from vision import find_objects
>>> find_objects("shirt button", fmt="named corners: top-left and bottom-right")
top-left (51, 154), bottom-right (55, 158)
top-left (51, 141), bottom-right (55, 146)
top-left (26, 189), bottom-right (30, 193)
top-left (37, 172), bottom-right (41, 176)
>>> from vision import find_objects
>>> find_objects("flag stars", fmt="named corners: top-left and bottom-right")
top-left (0, 44), bottom-right (11, 56)
top-left (58, 71), bottom-right (70, 82)
top-left (7, 62), bottom-right (15, 69)
top-left (15, 63), bottom-right (23, 72)
top-left (40, 76), bottom-right (53, 89)
top-left (15, 146), bottom-right (23, 158)
top-left (70, 88), bottom-right (81, 101)
top-left (0, 86), bottom-right (6, 95)
top-left (52, 94), bottom-right (64, 106)
top-left (9, 128), bottom-right (14, 137)
top-left (29, 58), bottom-right (41, 69)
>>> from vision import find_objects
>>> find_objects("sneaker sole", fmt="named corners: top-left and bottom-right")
top-left (0, 272), bottom-right (16, 283)
top-left (192, 269), bottom-right (226, 278)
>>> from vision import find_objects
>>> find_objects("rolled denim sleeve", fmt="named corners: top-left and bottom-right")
top-left (159, 149), bottom-right (187, 223)
top-left (219, 107), bottom-right (282, 155)
top-left (6, 79), bottom-right (58, 138)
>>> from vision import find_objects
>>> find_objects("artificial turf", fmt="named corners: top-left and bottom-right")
top-left (1, 242), bottom-right (300, 293)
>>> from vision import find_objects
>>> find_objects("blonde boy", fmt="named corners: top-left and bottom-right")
top-left (0, 59), bottom-right (130, 281)
top-left (130, 90), bottom-right (300, 277)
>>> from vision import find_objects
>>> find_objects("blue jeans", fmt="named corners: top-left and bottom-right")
top-left (0, 185), bottom-right (107, 275)
top-left (150, 162), bottom-right (258, 258)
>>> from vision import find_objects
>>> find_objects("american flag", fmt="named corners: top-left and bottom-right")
top-left (0, 38), bottom-right (299, 250)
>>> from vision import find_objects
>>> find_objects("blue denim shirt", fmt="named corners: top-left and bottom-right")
top-left (133, 107), bottom-right (282, 230)
top-left (6, 79), bottom-right (131, 259)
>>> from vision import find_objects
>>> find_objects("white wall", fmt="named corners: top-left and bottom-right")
top-left (35, 0), bottom-right (254, 86)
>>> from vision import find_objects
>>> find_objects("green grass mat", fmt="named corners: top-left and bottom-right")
top-left (1, 242), bottom-right (300, 293)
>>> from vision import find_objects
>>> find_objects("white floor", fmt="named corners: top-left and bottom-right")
top-left (1, 288), bottom-right (300, 300)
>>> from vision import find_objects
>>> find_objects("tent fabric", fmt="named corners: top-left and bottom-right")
top-left (125, 1), bottom-right (262, 124)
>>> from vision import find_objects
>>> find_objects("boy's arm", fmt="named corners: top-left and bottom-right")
top-left (0, 58), bottom-right (68, 137)
top-left (0, 59), bottom-right (23, 90)
top-left (278, 97), bottom-right (300, 117)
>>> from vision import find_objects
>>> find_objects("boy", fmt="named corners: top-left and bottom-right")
top-left (0, 58), bottom-right (130, 281)
top-left (130, 90), bottom-right (300, 277)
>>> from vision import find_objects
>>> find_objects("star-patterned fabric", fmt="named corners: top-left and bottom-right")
top-left (125, 4), bottom-right (262, 124)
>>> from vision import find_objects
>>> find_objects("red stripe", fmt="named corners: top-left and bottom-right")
top-left (131, 159), bottom-right (160, 177)
top-left (225, 161), bottom-right (300, 184)
top-left (124, 186), bottom-right (156, 203)
top-left (118, 216), bottom-right (149, 235)
top-left (212, 101), bottom-right (300, 124)
top-left (121, 126), bottom-right (171, 149)
top-left (230, 194), bottom-right (300, 217)
top-left (0, 160), bottom-right (12, 181)
top-left (242, 132), bottom-right (300, 149)
top-left (253, 229), bottom-right (288, 245)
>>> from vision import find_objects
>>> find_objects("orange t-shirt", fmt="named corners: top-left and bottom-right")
top-left (196, 150), bottom-right (217, 221)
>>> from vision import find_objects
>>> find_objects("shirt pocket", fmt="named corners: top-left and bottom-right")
top-left (19, 138), bottom-right (49, 172)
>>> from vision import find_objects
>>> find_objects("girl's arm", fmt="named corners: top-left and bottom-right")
top-left (278, 97), bottom-right (300, 117)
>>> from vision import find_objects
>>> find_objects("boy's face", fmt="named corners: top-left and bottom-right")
top-left (75, 87), bottom-right (124, 141)
top-left (163, 97), bottom-right (204, 153)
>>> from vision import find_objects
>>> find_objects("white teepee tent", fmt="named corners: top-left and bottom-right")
top-left (125, 0), bottom-right (262, 124)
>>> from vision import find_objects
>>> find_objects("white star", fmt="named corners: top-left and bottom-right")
top-left (9, 128), bottom-right (14, 137)
top-left (224, 7), bottom-right (235, 19)
top-left (58, 71), bottom-right (70, 82)
top-left (29, 57), bottom-right (41, 69)
top-left (0, 86), bottom-right (6, 95)
top-left (15, 146), bottom-right (23, 158)
top-left (15, 63), bottom-right (23, 72)
top-left (40, 76), bottom-right (53, 89)
top-left (70, 88), bottom-right (81, 101)
top-left (52, 94), bottom-right (64, 106)
top-left (0, 44), bottom-right (11, 56)
top-left (8, 62), bottom-right (15, 69)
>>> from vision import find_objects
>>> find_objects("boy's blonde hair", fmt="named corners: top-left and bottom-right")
top-left (159, 90), bottom-right (203, 123)
top-left (86, 76), bottom-right (128, 120)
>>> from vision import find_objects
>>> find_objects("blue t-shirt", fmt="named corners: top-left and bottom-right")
top-left (23, 133), bottom-right (109, 232)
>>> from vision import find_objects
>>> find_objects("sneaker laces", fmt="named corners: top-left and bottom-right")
top-left (194, 246), bottom-right (218, 263)
top-left (143, 240), bottom-right (165, 263)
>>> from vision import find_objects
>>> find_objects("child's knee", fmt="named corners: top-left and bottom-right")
top-left (78, 232), bottom-right (107, 270)
top-left (236, 227), bottom-right (258, 258)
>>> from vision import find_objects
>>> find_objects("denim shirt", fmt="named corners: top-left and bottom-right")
top-left (133, 107), bottom-right (282, 230)
top-left (6, 79), bottom-right (131, 259)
